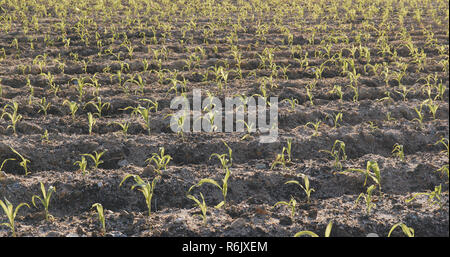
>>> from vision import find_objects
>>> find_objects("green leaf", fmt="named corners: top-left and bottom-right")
top-left (195, 178), bottom-right (222, 191)
top-left (215, 201), bottom-right (225, 209)
top-left (294, 231), bottom-right (319, 237)
top-left (325, 221), bottom-right (333, 237)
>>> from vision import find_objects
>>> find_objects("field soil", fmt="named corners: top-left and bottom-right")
top-left (0, 0), bottom-right (448, 237)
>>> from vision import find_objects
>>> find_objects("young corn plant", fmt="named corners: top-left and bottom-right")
top-left (395, 85), bottom-right (415, 102)
top-left (271, 139), bottom-right (293, 169)
top-left (320, 140), bottom-right (347, 170)
top-left (87, 113), bottom-right (96, 135)
top-left (189, 145), bottom-right (232, 209)
top-left (0, 158), bottom-right (15, 179)
top-left (10, 147), bottom-right (31, 176)
top-left (119, 174), bottom-right (159, 216)
top-left (91, 203), bottom-right (106, 235)
top-left (37, 97), bottom-right (51, 117)
top-left (74, 156), bottom-right (88, 175)
top-left (305, 121), bottom-right (322, 137)
top-left (285, 175), bottom-right (315, 203)
top-left (392, 143), bottom-right (405, 161)
top-left (273, 196), bottom-right (297, 220)
top-left (271, 147), bottom-right (288, 170)
top-left (31, 182), bottom-right (56, 221)
top-left (136, 106), bottom-right (152, 135)
top-left (85, 97), bottom-right (110, 118)
top-left (237, 120), bottom-right (255, 141)
top-left (0, 198), bottom-right (30, 237)
top-left (337, 161), bottom-right (382, 191)
top-left (412, 103), bottom-right (424, 127)
top-left (327, 112), bottom-right (343, 129)
top-left (424, 99), bottom-right (439, 120)
top-left (435, 164), bottom-right (449, 182)
top-left (329, 85), bottom-right (344, 101)
top-left (282, 98), bottom-right (299, 112)
top-left (63, 100), bottom-right (79, 122)
top-left (82, 150), bottom-right (106, 170)
top-left (406, 184), bottom-right (444, 209)
top-left (294, 221), bottom-right (333, 237)
top-left (145, 147), bottom-right (172, 175)
top-left (435, 137), bottom-right (449, 157)
top-left (187, 192), bottom-right (208, 225)
top-left (108, 121), bottom-right (129, 138)
top-left (388, 223), bottom-right (414, 237)
top-left (1, 101), bottom-right (22, 135)
top-left (355, 185), bottom-right (377, 215)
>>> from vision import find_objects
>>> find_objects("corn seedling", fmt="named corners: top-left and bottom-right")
top-left (145, 147), bottom-right (172, 175)
top-left (273, 196), bottom-right (297, 219)
top-left (286, 175), bottom-right (315, 203)
top-left (271, 147), bottom-right (288, 170)
top-left (435, 137), bottom-right (449, 157)
top-left (71, 76), bottom-right (89, 102)
top-left (355, 185), bottom-right (377, 215)
top-left (165, 111), bottom-right (187, 139)
top-left (32, 182), bottom-right (55, 221)
top-left (412, 104), bottom-right (424, 127)
top-left (294, 221), bottom-right (333, 237)
top-left (338, 161), bottom-right (381, 191)
top-left (1, 101), bottom-right (22, 135)
top-left (189, 151), bottom-right (232, 209)
top-left (136, 106), bottom-right (152, 135)
top-left (187, 192), bottom-right (208, 225)
top-left (305, 121), bottom-right (322, 137)
top-left (119, 174), bottom-right (159, 216)
top-left (282, 98), bottom-right (299, 112)
top-left (395, 85), bottom-right (414, 102)
top-left (435, 164), bottom-right (449, 182)
top-left (305, 84), bottom-right (314, 106)
top-left (40, 129), bottom-right (50, 143)
top-left (85, 97), bottom-right (110, 118)
top-left (0, 158), bottom-right (15, 175)
top-left (108, 121), bottom-right (129, 138)
top-left (327, 112), bottom-right (343, 129)
top-left (406, 184), bottom-right (444, 209)
top-left (388, 223), bottom-right (414, 237)
top-left (141, 99), bottom-right (159, 113)
top-left (82, 150), bottom-right (106, 170)
top-left (424, 100), bottom-right (439, 120)
top-left (37, 97), bottom-right (51, 117)
top-left (63, 100), bottom-right (79, 121)
top-left (91, 203), bottom-right (106, 235)
top-left (74, 156), bottom-right (88, 175)
top-left (237, 120), bottom-right (255, 140)
top-left (0, 198), bottom-right (30, 237)
top-left (320, 140), bottom-right (347, 170)
top-left (329, 85), bottom-right (343, 101)
top-left (392, 143), bottom-right (405, 161)
top-left (10, 146), bottom-right (31, 176)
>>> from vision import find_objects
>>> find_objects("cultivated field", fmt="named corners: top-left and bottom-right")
top-left (0, 0), bottom-right (448, 237)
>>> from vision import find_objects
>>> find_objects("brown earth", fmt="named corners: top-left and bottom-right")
top-left (0, 0), bottom-right (448, 237)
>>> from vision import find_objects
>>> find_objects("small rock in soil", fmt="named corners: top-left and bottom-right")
top-left (66, 233), bottom-right (79, 237)
top-left (279, 216), bottom-right (293, 226)
top-left (118, 159), bottom-right (129, 167)
top-left (46, 231), bottom-right (62, 237)
top-left (142, 165), bottom-right (155, 176)
top-left (256, 163), bottom-right (266, 169)
top-left (106, 231), bottom-right (126, 237)
top-left (229, 218), bottom-right (246, 230)
top-left (366, 233), bottom-right (379, 237)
